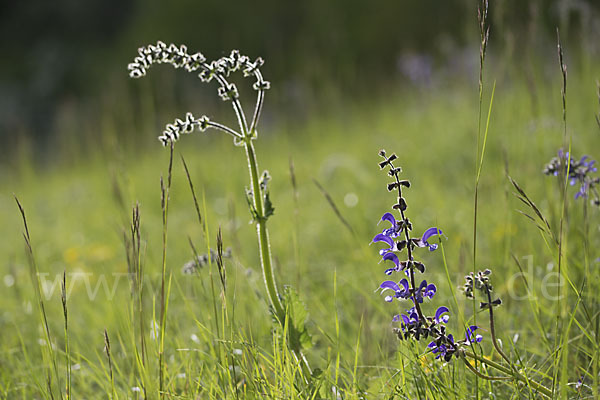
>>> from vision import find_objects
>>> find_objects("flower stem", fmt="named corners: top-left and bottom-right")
top-left (464, 350), bottom-right (553, 398)
top-left (244, 137), bottom-right (312, 378)
top-left (461, 357), bottom-right (510, 381)
top-left (244, 139), bottom-right (285, 320)
top-left (484, 284), bottom-right (512, 366)
top-left (386, 155), bottom-right (426, 323)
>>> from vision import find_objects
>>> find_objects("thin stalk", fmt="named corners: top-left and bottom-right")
top-left (473, 5), bottom-right (490, 396)
top-left (15, 196), bottom-right (63, 400)
top-left (464, 351), bottom-right (552, 398)
top-left (484, 284), bottom-right (511, 366)
top-left (158, 144), bottom-right (174, 398)
top-left (461, 357), bottom-right (510, 381)
top-left (249, 70), bottom-right (266, 133)
top-left (61, 271), bottom-right (71, 399)
top-left (206, 121), bottom-right (242, 139)
top-left (104, 329), bottom-right (116, 399)
top-left (554, 28), bottom-right (569, 398)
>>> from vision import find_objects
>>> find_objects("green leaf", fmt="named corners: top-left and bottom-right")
top-left (282, 285), bottom-right (312, 351)
top-left (264, 191), bottom-right (275, 219)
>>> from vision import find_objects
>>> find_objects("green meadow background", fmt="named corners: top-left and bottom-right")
top-left (2, 1), bottom-right (600, 398)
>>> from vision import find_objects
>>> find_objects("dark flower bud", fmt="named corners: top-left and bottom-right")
top-left (379, 153), bottom-right (397, 169)
top-left (392, 198), bottom-right (407, 211)
top-left (399, 180), bottom-right (411, 188)
top-left (387, 182), bottom-right (400, 191)
top-left (388, 167), bottom-right (403, 177)
top-left (414, 262), bottom-right (426, 273)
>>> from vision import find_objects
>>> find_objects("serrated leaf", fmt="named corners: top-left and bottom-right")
top-left (264, 191), bottom-right (275, 219)
top-left (282, 285), bottom-right (312, 351)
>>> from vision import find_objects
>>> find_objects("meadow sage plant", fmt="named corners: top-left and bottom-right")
top-left (543, 149), bottom-right (600, 205)
top-left (374, 150), bottom-right (481, 361)
top-left (374, 150), bottom-right (553, 397)
top-left (128, 42), bottom-right (312, 374)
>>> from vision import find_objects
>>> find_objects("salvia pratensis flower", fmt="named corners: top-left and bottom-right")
top-left (373, 150), bottom-right (477, 363)
top-left (544, 148), bottom-right (600, 204)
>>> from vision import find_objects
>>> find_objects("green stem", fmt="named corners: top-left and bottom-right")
top-left (244, 137), bottom-right (312, 379)
top-left (244, 140), bottom-right (285, 320)
top-left (464, 351), bottom-right (553, 398)
top-left (462, 357), bottom-right (510, 381)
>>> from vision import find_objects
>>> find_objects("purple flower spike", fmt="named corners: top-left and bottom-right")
top-left (435, 306), bottom-right (450, 324)
top-left (418, 227), bottom-right (443, 251)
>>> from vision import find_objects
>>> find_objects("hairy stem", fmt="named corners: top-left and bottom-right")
top-left (244, 140), bottom-right (285, 319)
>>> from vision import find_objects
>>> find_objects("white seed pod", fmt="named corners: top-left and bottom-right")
top-left (253, 80), bottom-right (270, 91)
top-left (217, 83), bottom-right (238, 101)
top-left (127, 63), bottom-right (145, 78)
top-left (197, 116), bottom-right (210, 131)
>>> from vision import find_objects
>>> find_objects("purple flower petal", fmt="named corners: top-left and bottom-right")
top-left (435, 306), bottom-right (449, 324)
top-left (380, 212), bottom-right (397, 226)
top-left (392, 314), bottom-right (400, 322)
top-left (398, 278), bottom-right (409, 292)
top-left (417, 227), bottom-right (443, 251)
top-left (465, 325), bottom-right (482, 344)
top-left (421, 227), bottom-right (442, 243)
top-left (425, 283), bottom-right (437, 298)
top-left (382, 252), bottom-right (400, 267)
top-left (379, 281), bottom-right (400, 292)
top-left (372, 233), bottom-right (394, 247)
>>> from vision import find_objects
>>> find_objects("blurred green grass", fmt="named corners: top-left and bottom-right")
top-left (1, 60), bottom-right (600, 398)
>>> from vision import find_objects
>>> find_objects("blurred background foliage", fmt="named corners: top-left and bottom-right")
top-left (1, 0), bottom-right (599, 165)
